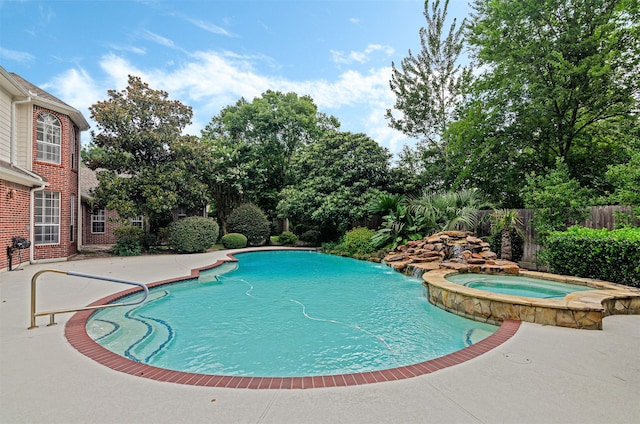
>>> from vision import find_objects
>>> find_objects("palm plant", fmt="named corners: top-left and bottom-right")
top-left (370, 189), bottom-right (491, 249)
top-left (368, 193), bottom-right (405, 217)
top-left (410, 188), bottom-right (491, 232)
top-left (490, 209), bottom-right (524, 261)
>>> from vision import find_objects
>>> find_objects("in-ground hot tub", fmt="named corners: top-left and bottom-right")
top-left (423, 270), bottom-right (640, 329)
top-left (446, 273), bottom-right (595, 299)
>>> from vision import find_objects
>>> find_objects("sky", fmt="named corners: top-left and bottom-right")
top-left (0, 0), bottom-right (472, 156)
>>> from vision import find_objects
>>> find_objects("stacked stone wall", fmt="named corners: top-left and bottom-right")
top-left (384, 230), bottom-right (519, 275)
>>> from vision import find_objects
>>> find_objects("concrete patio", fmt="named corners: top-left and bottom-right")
top-left (1, 249), bottom-right (639, 423)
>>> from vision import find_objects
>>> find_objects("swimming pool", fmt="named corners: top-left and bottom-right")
top-left (86, 250), bottom-right (498, 378)
top-left (446, 273), bottom-right (595, 299)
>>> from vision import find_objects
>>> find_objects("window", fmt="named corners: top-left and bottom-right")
top-left (128, 215), bottom-right (144, 229)
top-left (70, 195), bottom-right (76, 242)
top-left (36, 113), bottom-right (61, 164)
top-left (71, 129), bottom-right (78, 169)
top-left (35, 191), bottom-right (60, 244)
top-left (91, 209), bottom-right (105, 233)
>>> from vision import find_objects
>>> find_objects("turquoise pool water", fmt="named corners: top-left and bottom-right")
top-left (87, 251), bottom-right (497, 377)
top-left (446, 273), bottom-right (595, 299)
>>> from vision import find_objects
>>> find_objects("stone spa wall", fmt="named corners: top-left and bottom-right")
top-left (384, 231), bottom-right (640, 330)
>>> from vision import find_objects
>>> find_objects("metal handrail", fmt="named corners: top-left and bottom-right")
top-left (29, 269), bottom-right (149, 329)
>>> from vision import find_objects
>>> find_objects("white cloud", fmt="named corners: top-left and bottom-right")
top-left (331, 44), bottom-right (395, 65)
top-left (45, 49), bottom-right (414, 155)
top-left (108, 44), bottom-right (146, 55)
top-left (141, 30), bottom-right (177, 49)
top-left (0, 47), bottom-right (35, 63)
top-left (186, 18), bottom-right (233, 37)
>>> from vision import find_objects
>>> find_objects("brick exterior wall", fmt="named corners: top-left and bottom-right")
top-left (30, 106), bottom-right (80, 262)
top-left (82, 206), bottom-right (120, 245)
top-left (0, 180), bottom-right (31, 270)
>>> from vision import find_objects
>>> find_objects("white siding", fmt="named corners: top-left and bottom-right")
top-left (0, 87), bottom-right (11, 162)
top-left (14, 103), bottom-right (31, 169)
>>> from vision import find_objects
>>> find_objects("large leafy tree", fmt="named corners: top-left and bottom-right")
top-left (84, 76), bottom-right (197, 232)
top-left (277, 131), bottom-right (391, 238)
top-left (203, 90), bottom-right (337, 216)
top-left (387, 0), bottom-right (471, 187)
top-left (457, 0), bottom-right (640, 203)
top-left (196, 134), bottom-right (262, 234)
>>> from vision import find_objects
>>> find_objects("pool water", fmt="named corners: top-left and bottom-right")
top-left (87, 251), bottom-right (497, 377)
top-left (446, 273), bottom-right (595, 299)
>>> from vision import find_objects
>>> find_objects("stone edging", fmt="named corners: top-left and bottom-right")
top-left (423, 269), bottom-right (640, 330)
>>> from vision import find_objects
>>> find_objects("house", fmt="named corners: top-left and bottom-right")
top-left (79, 164), bottom-right (143, 246)
top-left (1, 66), bottom-right (89, 271)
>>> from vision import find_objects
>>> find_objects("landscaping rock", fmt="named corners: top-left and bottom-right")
top-left (383, 230), bottom-right (520, 276)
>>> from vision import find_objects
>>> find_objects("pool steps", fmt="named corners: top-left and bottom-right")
top-left (87, 290), bottom-right (174, 363)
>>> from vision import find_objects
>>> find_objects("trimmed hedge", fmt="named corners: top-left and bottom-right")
top-left (226, 203), bottom-right (270, 246)
top-left (543, 226), bottom-right (640, 287)
top-left (221, 233), bottom-right (248, 249)
top-left (168, 216), bottom-right (219, 253)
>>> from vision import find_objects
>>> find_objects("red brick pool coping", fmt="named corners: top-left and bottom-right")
top-left (64, 253), bottom-right (521, 389)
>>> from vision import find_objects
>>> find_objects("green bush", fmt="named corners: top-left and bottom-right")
top-left (114, 225), bottom-right (144, 240)
top-left (300, 230), bottom-right (322, 246)
top-left (221, 233), bottom-right (248, 249)
top-left (167, 216), bottom-right (219, 253)
top-left (111, 225), bottom-right (144, 256)
top-left (277, 231), bottom-right (298, 245)
top-left (226, 203), bottom-right (270, 246)
top-left (111, 238), bottom-right (142, 256)
top-left (326, 227), bottom-right (376, 258)
top-left (542, 226), bottom-right (640, 287)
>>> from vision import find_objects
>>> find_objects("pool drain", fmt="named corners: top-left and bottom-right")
top-left (503, 353), bottom-right (531, 364)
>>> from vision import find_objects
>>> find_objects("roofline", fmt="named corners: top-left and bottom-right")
top-left (32, 96), bottom-right (91, 131)
top-left (0, 166), bottom-right (50, 188)
top-left (0, 66), bottom-right (30, 98)
top-left (1, 65), bottom-right (90, 132)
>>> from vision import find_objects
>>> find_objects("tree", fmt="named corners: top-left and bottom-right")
top-left (463, 0), bottom-right (640, 193)
top-left (195, 133), bottom-right (261, 234)
top-left (277, 132), bottom-right (391, 237)
top-left (84, 76), bottom-right (197, 233)
top-left (203, 90), bottom-right (338, 216)
top-left (387, 0), bottom-right (471, 142)
top-left (386, 0), bottom-right (472, 187)
top-left (523, 158), bottom-right (592, 244)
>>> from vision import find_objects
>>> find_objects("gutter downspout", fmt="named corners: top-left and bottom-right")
top-left (11, 96), bottom-right (46, 264)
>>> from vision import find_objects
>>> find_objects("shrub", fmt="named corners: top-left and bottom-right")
top-left (226, 203), bottom-right (270, 246)
top-left (277, 231), bottom-right (298, 245)
top-left (111, 238), bottom-right (142, 256)
top-left (327, 227), bottom-right (376, 258)
top-left (221, 233), bottom-right (248, 249)
top-left (300, 230), bottom-right (322, 246)
top-left (111, 225), bottom-right (144, 256)
top-left (114, 225), bottom-right (144, 241)
top-left (542, 226), bottom-right (640, 287)
top-left (167, 216), bottom-right (219, 253)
